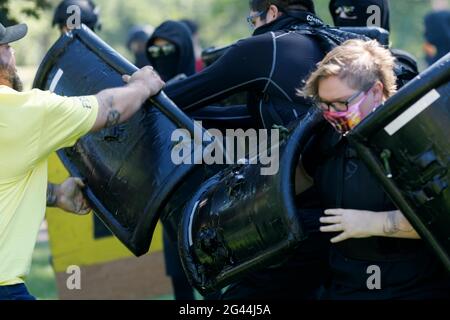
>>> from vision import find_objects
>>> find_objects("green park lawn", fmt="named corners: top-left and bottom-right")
top-left (26, 241), bottom-right (58, 300)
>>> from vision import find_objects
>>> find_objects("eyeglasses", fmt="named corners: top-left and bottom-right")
top-left (246, 10), bottom-right (267, 28)
top-left (147, 43), bottom-right (176, 59)
top-left (316, 85), bottom-right (373, 112)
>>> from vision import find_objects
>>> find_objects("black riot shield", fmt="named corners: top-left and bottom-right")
top-left (33, 25), bottom-right (208, 256)
top-left (178, 110), bottom-right (325, 294)
top-left (347, 52), bottom-right (450, 272)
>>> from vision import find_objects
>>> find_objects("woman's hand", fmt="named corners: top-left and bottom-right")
top-left (320, 209), bottom-right (420, 243)
top-left (320, 209), bottom-right (384, 243)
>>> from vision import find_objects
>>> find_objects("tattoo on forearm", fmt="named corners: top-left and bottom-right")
top-left (104, 94), bottom-right (121, 128)
top-left (383, 211), bottom-right (414, 235)
top-left (106, 109), bottom-right (121, 128)
top-left (47, 183), bottom-right (57, 207)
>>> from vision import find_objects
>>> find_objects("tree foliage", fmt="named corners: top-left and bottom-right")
top-left (0, 0), bottom-right (51, 25)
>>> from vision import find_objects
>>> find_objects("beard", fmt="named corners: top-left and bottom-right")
top-left (10, 70), bottom-right (23, 92)
top-left (0, 65), bottom-right (23, 92)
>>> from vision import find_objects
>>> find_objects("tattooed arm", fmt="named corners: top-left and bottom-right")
top-left (91, 66), bottom-right (164, 132)
top-left (380, 210), bottom-right (420, 239)
top-left (320, 209), bottom-right (420, 243)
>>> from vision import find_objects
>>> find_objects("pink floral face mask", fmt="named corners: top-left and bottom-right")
top-left (322, 92), bottom-right (370, 135)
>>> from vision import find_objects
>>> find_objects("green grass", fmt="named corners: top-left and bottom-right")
top-left (24, 241), bottom-right (206, 300)
top-left (26, 241), bottom-right (58, 300)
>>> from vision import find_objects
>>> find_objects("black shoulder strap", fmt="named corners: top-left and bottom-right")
top-left (290, 24), bottom-right (371, 53)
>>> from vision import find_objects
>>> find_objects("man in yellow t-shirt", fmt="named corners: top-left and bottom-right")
top-left (0, 21), bottom-right (165, 300)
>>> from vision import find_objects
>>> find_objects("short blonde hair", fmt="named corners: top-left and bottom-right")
top-left (301, 39), bottom-right (397, 99)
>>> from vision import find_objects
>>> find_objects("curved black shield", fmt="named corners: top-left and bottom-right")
top-left (178, 109), bottom-right (325, 294)
top-left (33, 25), bottom-right (201, 256)
top-left (348, 52), bottom-right (450, 272)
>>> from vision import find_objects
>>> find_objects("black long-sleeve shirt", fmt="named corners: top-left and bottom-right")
top-left (164, 14), bottom-right (324, 129)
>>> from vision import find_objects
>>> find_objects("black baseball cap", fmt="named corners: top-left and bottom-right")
top-left (0, 23), bottom-right (28, 45)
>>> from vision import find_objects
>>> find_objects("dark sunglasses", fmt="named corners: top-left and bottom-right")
top-left (147, 43), bottom-right (176, 59)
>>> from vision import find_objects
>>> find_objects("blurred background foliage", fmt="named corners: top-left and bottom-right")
top-left (0, 0), bottom-right (445, 70)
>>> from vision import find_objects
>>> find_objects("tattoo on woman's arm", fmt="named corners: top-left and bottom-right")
top-left (47, 183), bottom-right (57, 207)
top-left (383, 211), bottom-right (414, 235)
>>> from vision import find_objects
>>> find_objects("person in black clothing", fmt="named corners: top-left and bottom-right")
top-left (146, 20), bottom-right (195, 82)
top-left (148, 20), bottom-right (198, 301)
top-left (300, 39), bottom-right (450, 299)
top-left (329, 0), bottom-right (390, 31)
top-left (424, 9), bottom-right (450, 66)
top-left (163, 0), bottom-right (324, 129)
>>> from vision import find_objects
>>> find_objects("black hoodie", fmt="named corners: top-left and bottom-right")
top-left (146, 20), bottom-right (195, 81)
top-left (329, 0), bottom-right (390, 31)
top-left (424, 10), bottom-right (450, 65)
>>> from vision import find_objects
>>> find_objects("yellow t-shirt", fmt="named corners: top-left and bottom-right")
top-left (0, 86), bottom-right (99, 286)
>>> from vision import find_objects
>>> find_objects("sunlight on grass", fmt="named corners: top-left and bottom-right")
top-left (26, 242), bottom-right (58, 300)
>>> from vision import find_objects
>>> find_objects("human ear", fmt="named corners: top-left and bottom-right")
top-left (268, 5), bottom-right (279, 20)
top-left (372, 81), bottom-right (384, 105)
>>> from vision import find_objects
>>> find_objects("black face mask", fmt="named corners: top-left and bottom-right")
top-left (152, 52), bottom-right (180, 82)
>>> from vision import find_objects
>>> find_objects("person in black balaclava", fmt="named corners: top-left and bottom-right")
top-left (146, 20), bottom-right (195, 82)
top-left (424, 10), bottom-right (450, 65)
top-left (329, 0), bottom-right (390, 31)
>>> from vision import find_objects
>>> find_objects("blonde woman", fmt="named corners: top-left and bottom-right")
top-left (299, 39), bottom-right (450, 299)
